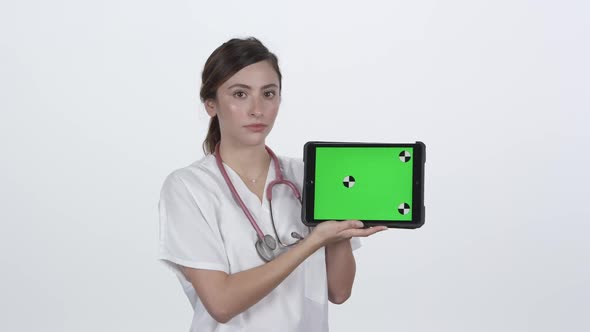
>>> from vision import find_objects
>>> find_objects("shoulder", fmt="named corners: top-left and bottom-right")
top-left (277, 154), bottom-right (303, 170)
top-left (160, 154), bottom-right (220, 196)
top-left (277, 154), bottom-right (304, 181)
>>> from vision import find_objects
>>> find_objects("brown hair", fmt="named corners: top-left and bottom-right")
top-left (200, 37), bottom-right (282, 155)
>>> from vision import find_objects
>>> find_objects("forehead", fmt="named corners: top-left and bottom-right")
top-left (221, 61), bottom-right (279, 88)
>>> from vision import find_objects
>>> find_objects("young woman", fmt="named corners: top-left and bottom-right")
top-left (158, 37), bottom-right (387, 332)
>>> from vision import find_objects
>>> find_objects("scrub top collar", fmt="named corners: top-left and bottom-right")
top-left (218, 155), bottom-right (277, 211)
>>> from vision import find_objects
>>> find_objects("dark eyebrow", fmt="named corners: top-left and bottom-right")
top-left (227, 83), bottom-right (279, 90)
top-left (227, 83), bottom-right (250, 90)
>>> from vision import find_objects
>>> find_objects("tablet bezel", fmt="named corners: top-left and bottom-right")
top-left (301, 141), bottom-right (425, 229)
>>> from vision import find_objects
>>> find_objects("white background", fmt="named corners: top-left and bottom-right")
top-left (1, 0), bottom-right (589, 331)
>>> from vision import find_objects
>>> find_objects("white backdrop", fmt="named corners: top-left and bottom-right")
top-left (1, 0), bottom-right (589, 331)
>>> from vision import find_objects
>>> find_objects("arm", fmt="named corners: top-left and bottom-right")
top-left (325, 239), bottom-right (356, 304)
top-left (182, 236), bottom-right (323, 324)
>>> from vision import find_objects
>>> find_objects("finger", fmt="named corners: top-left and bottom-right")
top-left (349, 224), bottom-right (386, 233)
top-left (345, 226), bottom-right (387, 237)
top-left (347, 220), bottom-right (364, 229)
top-left (335, 220), bottom-right (363, 231)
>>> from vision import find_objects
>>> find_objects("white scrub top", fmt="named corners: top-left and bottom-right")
top-left (158, 152), bottom-right (362, 332)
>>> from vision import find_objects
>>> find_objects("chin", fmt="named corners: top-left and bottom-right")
top-left (238, 135), bottom-right (268, 147)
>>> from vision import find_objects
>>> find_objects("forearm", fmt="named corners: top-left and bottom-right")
top-left (326, 239), bottom-right (356, 304)
top-left (220, 236), bottom-right (323, 321)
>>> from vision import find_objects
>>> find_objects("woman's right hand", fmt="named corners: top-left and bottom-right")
top-left (307, 220), bottom-right (387, 248)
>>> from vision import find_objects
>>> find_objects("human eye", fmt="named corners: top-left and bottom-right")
top-left (233, 90), bottom-right (247, 98)
top-left (264, 90), bottom-right (276, 98)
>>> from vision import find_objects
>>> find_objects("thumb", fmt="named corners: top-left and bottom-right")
top-left (346, 220), bottom-right (364, 229)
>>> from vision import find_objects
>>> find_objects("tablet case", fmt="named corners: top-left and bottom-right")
top-left (301, 141), bottom-right (426, 229)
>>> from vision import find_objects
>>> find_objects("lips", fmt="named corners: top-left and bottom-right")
top-left (244, 124), bottom-right (267, 129)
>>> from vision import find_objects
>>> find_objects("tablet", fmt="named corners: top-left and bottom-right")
top-left (301, 141), bottom-right (426, 229)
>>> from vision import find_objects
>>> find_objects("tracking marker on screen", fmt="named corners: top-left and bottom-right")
top-left (398, 202), bottom-right (411, 215)
top-left (343, 176), bottom-right (356, 188)
top-left (399, 150), bottom-right (411, 162)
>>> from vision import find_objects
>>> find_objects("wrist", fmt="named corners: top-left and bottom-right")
top-left (327, 237), bottom-right (350, 248)
top-left (300, 234), bottom-right (323, 253)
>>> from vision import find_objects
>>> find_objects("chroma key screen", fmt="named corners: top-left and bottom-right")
top-left (314, 147), bottom-right (414, 221)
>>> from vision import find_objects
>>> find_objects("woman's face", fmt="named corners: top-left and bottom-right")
top-left (206, 60), bottom-right (281, 148)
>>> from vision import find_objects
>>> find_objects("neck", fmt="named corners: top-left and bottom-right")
top-left (218, 140), bottom-right (271, 179)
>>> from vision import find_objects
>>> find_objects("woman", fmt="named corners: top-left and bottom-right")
top-left (158, 37), bottom-right (387, 331)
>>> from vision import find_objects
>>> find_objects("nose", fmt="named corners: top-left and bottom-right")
top-left (250, 109), bottom-right (262, 118)
top-left (249, 96), bottom-right (263, 118)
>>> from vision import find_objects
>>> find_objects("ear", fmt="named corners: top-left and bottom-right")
top-left (204, 99), bottom-right (217, 118)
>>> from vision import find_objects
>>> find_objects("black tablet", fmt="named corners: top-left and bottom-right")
top-left (301, 141), bottom-right (426, 229)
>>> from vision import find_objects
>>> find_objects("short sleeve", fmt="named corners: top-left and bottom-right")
top-left (158, 173), bottom-right (230, 276)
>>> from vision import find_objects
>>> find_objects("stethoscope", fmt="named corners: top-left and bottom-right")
top-left (214, 142), bottom-right (312, 262)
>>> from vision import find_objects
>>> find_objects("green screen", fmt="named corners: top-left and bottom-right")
top-left (314, 147), bottom-right (414, 221)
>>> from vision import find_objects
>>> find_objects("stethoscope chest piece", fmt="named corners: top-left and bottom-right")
top-left (255, 235), bottom-right (278, 262)
top-left (263, 234), bottom-right (277, 250)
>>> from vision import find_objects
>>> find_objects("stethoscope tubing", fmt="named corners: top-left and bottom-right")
top-left (214, 142), bottom-right (300, 244)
